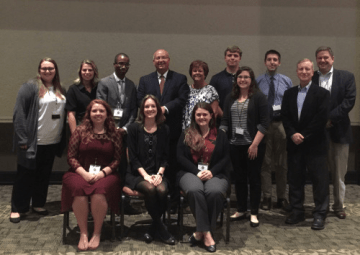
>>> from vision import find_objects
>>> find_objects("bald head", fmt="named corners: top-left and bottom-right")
top-left (153, 49), bottom-right (170, 74)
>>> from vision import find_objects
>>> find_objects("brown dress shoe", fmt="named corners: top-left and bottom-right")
top-left (335, 211), bottom-right (346, 219)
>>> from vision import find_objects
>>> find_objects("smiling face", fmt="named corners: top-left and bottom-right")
top-left (39, 61), bottom-right (56, 85)
top-left (316, 50), bottom-right (334, 75)
top-left (225, 51), bottom-right (241, 69)
top-left (237, 70), bottom-right (251, 91)
top-left (153, 49), bottom-right (170, 74)
top-left (195, 108), bottom-right (212, 128)
top-left (114, 55), bottom-right (130, 79)
top-left (90, 103), bottom-right (107, 125)
top-left (265, 53), bottom-right (281, 72)
top-left (81, 63), bottom-right (95, 82)
top-left (297, 60), bottom-right (314, 86)
top-left (191, 66), bottom-right (205, 83)
top-left (143, 98), bottom-right (158, 119)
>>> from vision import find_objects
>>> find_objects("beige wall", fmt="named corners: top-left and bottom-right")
top-left (1, 0), bottom-right (359, 124)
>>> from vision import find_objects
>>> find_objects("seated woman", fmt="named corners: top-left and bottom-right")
top-left (61, 99), bottom-right (122, 251)
top-left (177, 102), bottom-right (230, 253)
top-left (125, 94), bottom-right (175, 245)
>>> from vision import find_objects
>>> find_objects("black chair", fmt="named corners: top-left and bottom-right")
top-left (177, 187), bottom-right (231, 244)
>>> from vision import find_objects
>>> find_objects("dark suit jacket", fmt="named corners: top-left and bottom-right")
top-left (312, 69), bottom-right (356, 144)
top-left (281, 83), bottom-right (330, 154)
top-left (137, 70), bottom-right (189, 140)
top-left (97, 74), bottom-right (137, 129)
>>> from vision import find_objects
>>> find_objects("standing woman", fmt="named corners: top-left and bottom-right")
top-left (125, 95), bottom-right (175, 245)
top-left (220, 66), bottom-right (269, 227)
top-left (11, 58), bottom-right (66, 223)
top-left (61, 99), bottom-right (122, 251)
top-left (182, 60), bottom-right (222, 130)
top-left (66, 60), bottom-right (98, 134)
top-left (177, 102), bottom-right (229, 253)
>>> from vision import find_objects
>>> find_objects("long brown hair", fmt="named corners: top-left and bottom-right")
top-left (184, 102), bottom-right (216, 151)
top-left (75, 59), bottom-right (99, 88)
top-left (79, 99), bottom-right (117, 144)
top-left (136, 95), bottom-right (165, 126)
top-left (37, 57), bottom-right (65, 99)
top-left (231, 66), bottom-right (258, 99)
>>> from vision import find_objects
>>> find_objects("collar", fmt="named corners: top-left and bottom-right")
top-left (317, 66), bottom-right (333, 76)
top-left (225, 68), bottom-right (237, 76)
top-left (298, 81), bottom-right (312, 91)
top-left (113, 72), bottom-right (126, 83)
top-left (265, 72), bottom-right (279, 80)
top-left (157, 70), bottom-right (169, 79)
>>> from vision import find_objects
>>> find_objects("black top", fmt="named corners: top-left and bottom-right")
top-left (65, 83), bottom-right (97, 124)
top-left (125, 122), bottom-right (170, 189)
top-left (209, 69), bottom-right (235, 110)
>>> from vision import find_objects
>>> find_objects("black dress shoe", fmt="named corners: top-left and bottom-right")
top-left (156, 223), bottom-right (175, 245)
top-left (285, 213), bottom-right (305, 224)
top-left (189, 234), bottom-right (201, 246)
top-left (250, 220), bottom-right (260, 227)
top-left (158, 233), bottom-right (175, 245)
top-left (335, 211), bottom-right (346, 219)
top-left (277, 198), bottom-right (292, 212)
top-left (204, 244), bottom-right (216, 253)
top-left (32, 207), bottom-right (49, 216)
top-left (144, 232), bottom-right (153, 243)
top-left (260, 197), bottom-right (272, 210)
top-left (311, 218), bottom-right (325, 230)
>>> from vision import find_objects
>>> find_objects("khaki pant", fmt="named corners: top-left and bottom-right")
top-left (261, 121), bottom-right (287, 199)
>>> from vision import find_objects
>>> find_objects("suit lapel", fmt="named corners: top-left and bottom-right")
top-left (151, 72), bottom-right (161, 100)
top-left (110, 75), bottom-right (121, 101)
top-left (330, 69), bottom-right (339, 107)
top-left (161, 70), bottom-right (172, 101)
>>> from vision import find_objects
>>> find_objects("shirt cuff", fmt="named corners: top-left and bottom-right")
top-left (164, 106), bottom-right (169, 114)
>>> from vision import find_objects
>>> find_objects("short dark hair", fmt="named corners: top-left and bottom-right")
top-left (189, 60), bottom-right (209, 79)
top-left (114, 53), bottom-right (130, 64)
top-left (315, 46), bottom-right (334, 58)
top-left (264, 50), bottom-right (281, 62)
top-left (224, 45), bottom-right (242, 57)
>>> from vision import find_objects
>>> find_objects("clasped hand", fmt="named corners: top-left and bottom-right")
top-left (144, 174), bottom-right (162, 186)
top-left (197, 170), bottom-right (213, 181)
top-left (291, 133), bottom-right (304, 145)
top-left (84, 171), bottom-right (104, 184)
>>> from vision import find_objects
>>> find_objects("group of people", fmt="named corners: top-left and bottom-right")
top-left (10, 45), bottom-right (356, 252)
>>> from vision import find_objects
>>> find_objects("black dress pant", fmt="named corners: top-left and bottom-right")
top-left (11, 144), bottom-right (57, 213)
top-left (287, 147), bottom-right (329, 219)
top-left (230, 143), bottom-right (265, 215)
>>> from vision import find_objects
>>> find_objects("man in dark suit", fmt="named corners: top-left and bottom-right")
top-left (137, 49), bottom-right (189, 210)
top-left (97, 53), bottom-right (137, 131)
top-left (281, 58), bottom-right (330, 230)
top-left (97, 53), bottom-right (139, 214)
top-left (312, 46), bottom-right (356, 220)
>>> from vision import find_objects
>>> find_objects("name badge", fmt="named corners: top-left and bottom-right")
top-left (273, 105), bottom-right (281, 111)
top-left (52, 111), bottom-right (61, 119)
top-left (198, 163), bottom-right (208, 171)
top-left (89, 164), bottom-right (101, 175)
top-left (235, 127), bottom-right (244, 135)
top-left (114, 108), bottom-right (123, 118)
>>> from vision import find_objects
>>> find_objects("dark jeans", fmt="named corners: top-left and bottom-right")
top-left (230, 143), bottom-right (265, 215)
top-left (11, 144), bottom-right (57, 213)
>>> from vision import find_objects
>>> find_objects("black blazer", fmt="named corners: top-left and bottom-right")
top-left (137, 70), bottom-right (189, 140)
top-left (281, 83), bottom-right (330, 153)
top-left (220, 90), bottom-right (269, 143)
top-left (312, 69), bottom-right (356, 144)
top-left (125, 122), bottom-right (170, 189)
top-left (97, 74), bottom-right (137, 129)
top-left (176, 129), bottom-right (230, 185)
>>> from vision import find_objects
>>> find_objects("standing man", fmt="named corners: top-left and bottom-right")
top-left (209, 45), bottom-right (242, 112)
top-left (257, 50), bottom-right (292, 211)
top-left (281, 59), bottom-right (330, 230)
top-left (312, 46), bottom-right (356, 219)
top-left (137, 49), bottom-right (189, 211)
top-left (97, 53), bottom-right (139, 215)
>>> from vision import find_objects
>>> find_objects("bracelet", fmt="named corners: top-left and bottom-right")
top-left (101, 170), bottom-right (107, 177)
top-left (157, 172), bottom-right (163, 177)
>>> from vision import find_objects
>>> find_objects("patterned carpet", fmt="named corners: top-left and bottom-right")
top-left (1, 184), bottom-right (360, 254)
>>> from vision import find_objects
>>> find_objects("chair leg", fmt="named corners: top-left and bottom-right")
top-left (120, 194), bottom-right (125, 238)
top-left (166, 194), bottom-right (171, 226)
top-left (179, 196), bottom-right (184, 242)
top-left (226, 196), bottom-right (230, 244)
top-left (63, 212), bottom-right (69, 245)
top-left (110, 211), bottom-right (117, 242)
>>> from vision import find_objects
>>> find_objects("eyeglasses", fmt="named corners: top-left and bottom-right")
top-left (116, 62), bottom-right (130, 67)
top-left (237, 75), bottom-right (250, 80)
top-left (40, 67), bottom-right (55, 72)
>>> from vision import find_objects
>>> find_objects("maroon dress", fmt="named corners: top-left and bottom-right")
top-left (61, 127), bottom-right (122, 214)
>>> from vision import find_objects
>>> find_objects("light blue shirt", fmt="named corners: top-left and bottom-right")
top-left (256, 73), bottom-right (293, 107)
top-left (297, 81), bottom-right (312, 120)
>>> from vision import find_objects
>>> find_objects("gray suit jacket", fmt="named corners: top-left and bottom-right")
top-left (312, 69), bottom-right (356, 144)
top-left (97, 74), bottom-right (137, 129)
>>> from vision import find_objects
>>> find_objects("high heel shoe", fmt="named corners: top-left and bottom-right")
top-left (188, 233), bottom-right (202, 246)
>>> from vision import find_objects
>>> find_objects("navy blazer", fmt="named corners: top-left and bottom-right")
top-left (137, 70), bottom-right (189, 140)
top-left (312, 69), bottom-right (356, 144)
top-left (97, 74), bottom-right (137, 129)
top-left (281, 83), bottom-right (330, 153)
